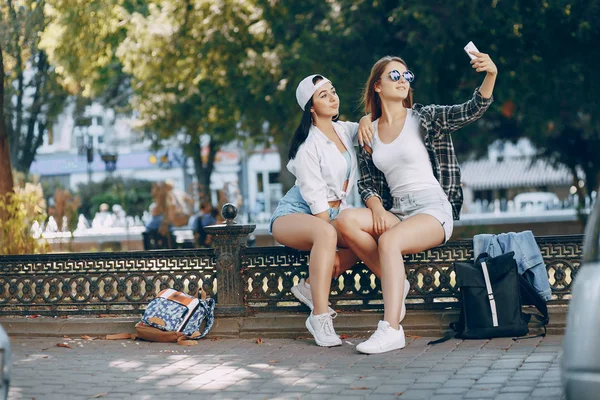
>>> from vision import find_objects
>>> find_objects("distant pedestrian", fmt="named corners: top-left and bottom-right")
top-left (195, 202), bottom-right (217, 247)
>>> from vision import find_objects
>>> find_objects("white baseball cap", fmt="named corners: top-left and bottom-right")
top-left (295, 74), bottom-right (332, 111)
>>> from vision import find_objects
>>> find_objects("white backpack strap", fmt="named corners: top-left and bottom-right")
top-left (480, 261), bottom-right (499, 327)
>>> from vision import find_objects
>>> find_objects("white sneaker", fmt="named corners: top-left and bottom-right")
top-left (306, 312), bottom-right (342, 347)
top-left (400, 279), bottom-right (410, 322)
top-left (291, 279), bottom-right (335, 314)
top-left (356, 320), bottom-right (406, 354)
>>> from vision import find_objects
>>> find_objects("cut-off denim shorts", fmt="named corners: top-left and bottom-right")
top-left (390, 187), bottom-right (454, 243)
top-left (269, 185), bottom-right (340, 234)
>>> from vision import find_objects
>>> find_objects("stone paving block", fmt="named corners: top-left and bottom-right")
top-left (373, 384), bottom-right (410, 394)
top-left (525, 354), bottom-right (556, 363)
top-left (500, 384), bottom-right (535, 393)
top-left (428, 395), bottom-right (463, 400)
top-left (409, 382), bottom-right (443, 390)
top-left (511, 370), bottom-right (545, 380)
top-left (338, 388), bottom-right (376, 396)
top-left (309, 385), bottom-right (350, 394)
top-left (477, 375), bottom-right (510, 384)
top-left (370, 395), bottom-right (408, 400)
top-left (495, 393), bottom-right (531, 400)
top-left (8, 336), bottom-right (565, 399)
top-left (434, 387), bottom-right (469, 395)
top-left (520, 362), bottom-right (551, 370)
top-left (472, 383), bottom-right (503, 390)
top-left (463, 388), bottom-right (498, 398)
top-left (443, 378), bottom-right (478, 388)
top-left (538, 379), bottom-right (563, 387)
top-left (531, 386), bottom-right (564, 397)
top-left (430, 364), bottom-right (462, 372)
top-left (396, 389), bottom-right (435, 399)
top-left (416, 373), bottom-right (452, 383)
top-left (455, 366), bottom-right (489, 375)
top-left (490, 359), bottom-right (523, 369)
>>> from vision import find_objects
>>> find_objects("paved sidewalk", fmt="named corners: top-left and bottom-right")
top-left (8, 335), bottom-right (564, 400)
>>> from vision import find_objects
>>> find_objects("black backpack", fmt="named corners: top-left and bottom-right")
top-left (429, 252), bottom-right (549, 344)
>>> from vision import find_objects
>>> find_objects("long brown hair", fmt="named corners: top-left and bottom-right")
top-left (363, 56), bottom-right (414, 121)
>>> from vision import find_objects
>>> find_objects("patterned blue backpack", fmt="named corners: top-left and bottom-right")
top-left (136, 288), bottom-right (215, 345)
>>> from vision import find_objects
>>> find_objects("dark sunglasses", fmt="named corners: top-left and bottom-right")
top-left (388, 70), bottom-right (415, 83)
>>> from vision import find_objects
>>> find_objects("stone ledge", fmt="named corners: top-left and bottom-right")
top-left (0, 306), bottom-right (567, 339)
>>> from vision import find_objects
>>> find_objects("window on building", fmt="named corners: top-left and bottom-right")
top-left (268, 172), bottom-right (280, 184)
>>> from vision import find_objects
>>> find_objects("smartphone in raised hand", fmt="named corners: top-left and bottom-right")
top-left (464, 41), bottom-right (480, 60)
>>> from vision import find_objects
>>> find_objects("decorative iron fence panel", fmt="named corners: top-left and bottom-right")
top-left (242, 235), bottom-right (582, 311)
top-left (0, 250), bottom-right (216, 316)
top-left (0, 234), bottom-right (582, 316)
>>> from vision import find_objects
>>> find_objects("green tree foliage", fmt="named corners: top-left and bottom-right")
top-left (76, 177), bottom-right (153, 219)
top-left (1, 0), bottom-right (68, 175)
top-left (38, 0), bottom-right (600, 198)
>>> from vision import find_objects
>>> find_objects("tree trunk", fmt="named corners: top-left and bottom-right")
top-left (0, 45), bottom-right (15, 197)
top-left (17, 51), bottom-right (49, 174)
top-left (190, 137), bottom-right (218, 204)
top-left (7, 0), bottom-right (24, 164)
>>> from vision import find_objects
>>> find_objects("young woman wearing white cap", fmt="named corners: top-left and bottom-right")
top-left (337, 50), bottom-right (497, 354)
top-left (269, 74), bottom-right (373, 347)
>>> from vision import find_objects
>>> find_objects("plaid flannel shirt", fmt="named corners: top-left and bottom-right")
top-left (358, 88), bottom-right (493, 220)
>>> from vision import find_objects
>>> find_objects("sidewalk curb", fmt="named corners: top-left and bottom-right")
top-left (0, 306), bottom-right (567, 338)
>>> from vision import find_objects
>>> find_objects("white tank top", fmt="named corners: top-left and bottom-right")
top-left (371, 110), bottom-right (440, 198)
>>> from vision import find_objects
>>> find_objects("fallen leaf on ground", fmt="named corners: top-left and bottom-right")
top-left (88, 393), bottom-right (108, 398)
top-left (349, 387), bottom-right (370, 390)
top-left (26, 315), bottom-right (42, 319)
top-left (56, 343), bottom-right (72, 349)
top-left (81, 335), bottom-right (95, 340)
top-left (59, 316), bottom-right (69, 319)
top-left (268, 360), bottom-right (279, 364)
top-left (255, 338), bottom-right (263, 345)
top-left (405, 335), bottom-right (421, 338)
top-left (210, 337), bottom-right (220, 341)
top-left (339, 334), bottom-right (349, 339)
top-left (63, 335), bottom-right (72, 340)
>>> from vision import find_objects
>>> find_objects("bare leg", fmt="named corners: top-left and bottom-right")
top-left (378, 214), bottom-right (445, 328)
top-left (336, 208), bottom-right (400, 278)
top-left (304, 216), bottom-right (361, 283)
top-left (272, 214), bottom-right (337, 315)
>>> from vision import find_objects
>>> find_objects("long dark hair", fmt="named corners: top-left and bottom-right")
top-left (288, 98), bottom-right (314, 160)
top-left (288, 75), bottom-right (326, 160)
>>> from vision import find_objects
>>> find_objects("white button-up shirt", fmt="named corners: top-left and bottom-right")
top-left (287, 121), bottom-right (359, 215)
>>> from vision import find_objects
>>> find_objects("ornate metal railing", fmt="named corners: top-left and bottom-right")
top-left (0, 249), bottom-right (216, 316)
top-left (0, 204), bottom-right (583, 316)
top-left (243, 235), bottom-right (582, 311)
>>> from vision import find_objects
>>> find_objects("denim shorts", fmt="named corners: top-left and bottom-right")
top-left (390, 187), bottom-right (454, 243)
top-left (269, 186), bottom-right (340, 234)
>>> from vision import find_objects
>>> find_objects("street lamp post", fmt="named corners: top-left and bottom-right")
top-left (86, 135), bottom-right (94, 184)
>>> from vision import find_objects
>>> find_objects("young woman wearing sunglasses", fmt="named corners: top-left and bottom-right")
top-left (270, 74), bottom-right (373, 347)
top-left (337, 51), bottom-right (498, 354)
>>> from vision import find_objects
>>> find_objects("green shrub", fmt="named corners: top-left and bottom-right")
top-left (77, 177), bottom-right (153, 219)
top-left (0, 181), bottom-right (49, 255)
